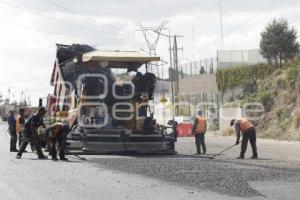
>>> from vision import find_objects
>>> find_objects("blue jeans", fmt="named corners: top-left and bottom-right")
top-left (9, 127), bottom-right (17, 151)
top-left (195, 134), bottom-right (206, 154)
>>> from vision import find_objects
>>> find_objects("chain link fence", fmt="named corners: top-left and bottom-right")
top-left (178, 57), bottom-right (217, 78)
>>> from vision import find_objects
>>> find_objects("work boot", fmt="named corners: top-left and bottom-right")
top-left (52, 157), bottom-right (58, 161)
top-left (60, 157), bottom-right (68, 161)
top-left (38, 155), bottom-right (48, 159)
top-left (203, 148), bottom-right (206, 154)
top-left (236, 155), bottom-right (244, 159)
top-left (16, 154), bottom-right (21, 159)
top-left (10, 149), bottom-right (19, 152)
top-left (250, 155), bottom-right (258, 159)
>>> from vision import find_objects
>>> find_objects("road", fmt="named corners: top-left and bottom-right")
top-left (1, 121), bottom-right (300, 200)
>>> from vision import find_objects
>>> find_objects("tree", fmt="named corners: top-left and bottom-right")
top-left (260, 18), bottom-right (299, 68)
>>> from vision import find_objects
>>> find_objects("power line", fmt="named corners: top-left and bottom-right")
top-left (196, 0), bottom-right (242, 29)
top-left (182, 0), bottom-right (241, 36)
top-left (180, 1), bottom-right (220, 36)
top-left (182, 0), bottom-right (285, 60)
top-left (0, 19), bottom-right (124, 42)
top-left (224, 0), bottom-right (285, 36)
top-left (219, 0), bottom-right (224, 50)
top-left (193, 1), bottom-right (220, 27)
top-left (183, 0), bottom-right (285, 52)
top-left (0, 0), bottom-right (121, 36)
top-left (43, 0), bottom-right (127, 33)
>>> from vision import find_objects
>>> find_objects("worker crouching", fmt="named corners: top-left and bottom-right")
top-left (16, 107), bottom-right (47, 159)
top-left (192, 111), bottom-right (207, 155)
top-left (45, 123), bottom-right (70, 161)
top-left (230, 118), bottom-right (258, 159)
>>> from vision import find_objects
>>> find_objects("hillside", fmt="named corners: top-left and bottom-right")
top-left (217, 59), bottom-right (300, 141)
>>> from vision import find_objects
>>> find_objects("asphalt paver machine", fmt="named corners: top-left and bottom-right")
top-left (48, 44), bottom-right (176, 154)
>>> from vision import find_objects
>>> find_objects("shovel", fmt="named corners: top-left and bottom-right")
top-left (209, 144), bottom-right (237, 159)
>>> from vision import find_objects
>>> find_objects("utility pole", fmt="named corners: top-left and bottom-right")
top-left (168, 29), bottom-right (175, 122)
top-left (171, 35), bottom-right (183, 102)
top-left (192, 26), bottom-right (195, 76)
top-left (173, 35), bottom-right (179, 96)
top-left (192, 26), bottom-right (195, 60)
top-left (157, 31), bottom-right (183, 121)
top-left (219, 0), bottom-right (224, 50)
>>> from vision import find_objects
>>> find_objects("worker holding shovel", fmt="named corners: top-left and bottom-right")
top-left (230, 118), bottom-right (258, 159)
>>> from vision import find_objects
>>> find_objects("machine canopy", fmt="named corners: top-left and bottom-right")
top-left (81, 50), bottom-right (160, 69)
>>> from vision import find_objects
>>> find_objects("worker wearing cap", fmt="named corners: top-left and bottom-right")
top-left (8, 110), bottom-right (18, 152)
top-left (192, 111), bottom-right (207, 155)
top-left (16, 108), bottom-right (26, 148)
top-left (230, 118), bottom-right (258, 159)
top-left (16, 107), bottom-right (47, 159)
top-left (45, 122), bottom-right (70, 161)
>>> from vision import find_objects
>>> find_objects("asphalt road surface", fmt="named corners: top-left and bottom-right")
top-left (1, 121), bottom-right (300, 200)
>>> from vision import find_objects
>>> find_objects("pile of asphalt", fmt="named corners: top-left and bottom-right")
top-left (90, 155), bottom-right (300, 197)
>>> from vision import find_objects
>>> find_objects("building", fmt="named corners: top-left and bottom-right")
top-left (217, 49), bottom-right (266, 69)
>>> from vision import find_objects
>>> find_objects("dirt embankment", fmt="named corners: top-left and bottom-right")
top-left (221, 62), bottom-right (300, 141)
top-left (256, 66), bottom-right (300, 141)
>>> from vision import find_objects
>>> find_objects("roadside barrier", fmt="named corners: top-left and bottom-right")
top-left (177, 123), bottom-right (193, 137)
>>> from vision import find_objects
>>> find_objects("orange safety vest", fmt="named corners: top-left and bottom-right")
top-left (195, 116), bottom-right (206, 134)
top-left (15, 115), bottom-right (23, 134)
top-left (239, 118), bottom-right (254, 132)
top-left (51, 123), bottom-right (64, 138)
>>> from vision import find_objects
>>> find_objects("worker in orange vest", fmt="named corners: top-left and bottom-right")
top-left (16, 108), bottom-right (26, 148)
top-left (230, 118), bottom-right (258, 159)
top-left (192, 111), bottom-right (207, 155)
top-left (45, 122), bottom-right (70, 161)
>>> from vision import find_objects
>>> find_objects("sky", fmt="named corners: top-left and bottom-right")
top-left (0, 0), bottom-right (299, 106)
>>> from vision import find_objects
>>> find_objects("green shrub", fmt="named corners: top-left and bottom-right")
top-left (286, 67), bottom-right (299, 82)
top-left (273, 68), bottom-right (283, 76)
top-left (276, 77), bottom-right (287, 89)
top-left (216, 64), bottom-right (277, 92)
top-left (242, 80), bottom-right (257, 94)
top-left (258, 91), bottom-right (271, 105)
top-left (241, 94), bottom-right (256, 104)
top-left (222, 102), bottom-right (241, 108)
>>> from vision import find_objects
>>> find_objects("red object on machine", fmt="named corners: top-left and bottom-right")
top-left (46, 95), bottom-right (57, 115)
top-left (177, 123), bottom-right (193, 137)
